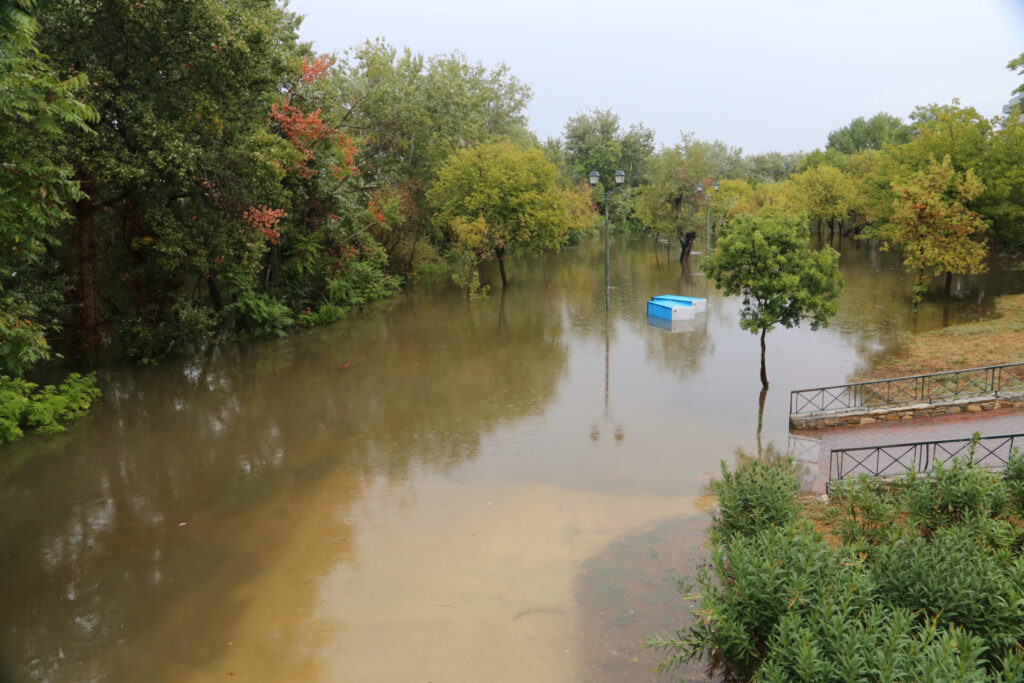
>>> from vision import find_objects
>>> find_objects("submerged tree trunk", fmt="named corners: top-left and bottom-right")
top-left (677, 230), bottom-right (697, 262)
top-left (72, 173), bottom-right (101, 353)
top-left (495, 246), bottom-right (508, 288)
top-left (759, 327), bottom-right (769, 388)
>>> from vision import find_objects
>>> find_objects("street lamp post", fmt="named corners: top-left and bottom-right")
top-left (589, 169), bottom-right (626, 310)
top-left (695, 180), bottom-right (720, 255)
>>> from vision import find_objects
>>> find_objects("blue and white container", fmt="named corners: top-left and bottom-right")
top-left (645, 294), bottom-right (707, 321)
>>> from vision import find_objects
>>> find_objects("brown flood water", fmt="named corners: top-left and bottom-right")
top-left (1, 234), bottom-right (1021, 682)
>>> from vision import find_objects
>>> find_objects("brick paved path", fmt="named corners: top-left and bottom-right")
top-left (793, 405), bottom-right (1024, 494)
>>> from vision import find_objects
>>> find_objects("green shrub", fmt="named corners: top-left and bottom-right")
top-left (1004, 448), bottom-right (1024, 515)
top-left (907, 452), bottom-right (1008, 529)
top-left (652, 456), bottom-right (1024, 681)
top-left (827, 474), bottom-right (903, 546)
top-left (0, 372), bottom-right (101, 444)
top-left (649, 521), bottom-right (870, 679)
top-left (326, 258), bottom-right (401, 308)
top-left (295, 303), bottom-right (348, 327)
top-left (761, 605), bottom-right (991, 682)
top-left (873, 525), bottom-right (1024, 660)
top-left (711, 457), bottom-right (800, 542)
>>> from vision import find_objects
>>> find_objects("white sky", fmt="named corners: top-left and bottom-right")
top-left (286, 0), bottom-right (1024, 155)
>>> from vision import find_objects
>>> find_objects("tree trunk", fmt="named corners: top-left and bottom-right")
top-left (944, 271), bottom-right (953, 298)
top-left (497, 286), bottom-right (507, 330)
top-left (495, 246), bottom-right (508, 288)
top-left (677, 230), bottom-right (697, 262)
top-left (208, 274), bottom-right (223, 310)
top-left (759, 327), bottom-right (769, 388)
top-left (757, 385), bottom-right (768, 458)
top-left (72, 173), bottom-right (101, 353)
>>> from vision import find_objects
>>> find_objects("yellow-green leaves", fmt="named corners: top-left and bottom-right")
top-left (428, 141), bottom-right (590, 287)
top-left (888, 155), bottom-right (988, 305)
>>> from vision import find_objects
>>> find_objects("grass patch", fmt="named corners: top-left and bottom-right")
top-left (648, 454), bottom-right (1024, 681)
top-left (857, 293), bottom-right (1024, 380)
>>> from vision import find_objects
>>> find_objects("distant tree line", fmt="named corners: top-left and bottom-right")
top-left (2, 0), bottom-right (1022, 439)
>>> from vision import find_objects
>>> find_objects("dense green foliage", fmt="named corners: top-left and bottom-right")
top-left (0, 373), bottom-right (101, 444)
top-left (826, 112), bottom-right (912, 154)
top-left (3, 0), bottom-right (579, 444)
top-left (703, 213), bottom-right (843, 386)
top-left (0, 0), bottom-right (97, 376)
top-left (650, 453), bottom-right (1024, 681)
top-left (2, 1), bottom-right (568, 374)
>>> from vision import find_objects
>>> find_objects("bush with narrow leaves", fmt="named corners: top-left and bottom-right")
top-left (649, 456), bottom-right (1024, 681)
top-left (711, 458), bottom-right (800, 542)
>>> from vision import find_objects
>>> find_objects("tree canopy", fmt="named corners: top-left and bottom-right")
top-left (427, 141), bottom-right (589, 288)
top-left (703, 213), bottom-right (842, 387)
top-left (557, 108), bottom-right (654, 191)
top-left (0, 0), bottom-right (97, 376)
top-left (826, 113), bottom-right (912, 154)
top-left (884, 155), bottom-right (988, 305)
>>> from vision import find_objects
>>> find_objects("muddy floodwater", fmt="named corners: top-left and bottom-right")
top-left (1, 234), bottom-right (1021, 682)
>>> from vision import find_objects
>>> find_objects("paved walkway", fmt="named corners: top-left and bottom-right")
top-left (792, 406), bottom-right (1024, 494)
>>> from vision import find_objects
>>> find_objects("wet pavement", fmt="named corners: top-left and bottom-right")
top-left (799, 405), bottom-right (1024, 493)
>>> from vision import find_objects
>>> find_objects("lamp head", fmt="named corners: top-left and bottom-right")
top-left (614, 169), bottom-right (625, 185)
top-left (588, 170), bottom-right (600, 186)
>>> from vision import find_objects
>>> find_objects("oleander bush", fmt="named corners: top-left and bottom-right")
top-left (710, 458), bottom-right (801, 542)
top-left (649, 453), bottom-right (1024, 681)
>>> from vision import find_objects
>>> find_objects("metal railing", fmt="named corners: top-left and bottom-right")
top-left (791, 362), bottom-right (1024, 416)
top-left (828, 433), bottom-right (1023, 488)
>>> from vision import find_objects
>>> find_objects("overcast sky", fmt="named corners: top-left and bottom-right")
top-left (287, 0), bottom-right (1024, 155)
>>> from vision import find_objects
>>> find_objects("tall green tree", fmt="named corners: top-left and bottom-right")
top-left (427, 141), bottom-right (590, 288)
top-left (677, 135), bottom-right (746, 181)
top-left (826, 113), bottom-right (912, 154)
top-left (560, 108), bottom-right (653, 190)
top-left (743, 151), bottom-right (803, 184)
top-left (332, 40), bottom-right (534, 272)
top-left (35, 0), bottom-right (304, 358)
top-left (0, 0), bottom-right (102, 444)
top-left (896, 100), bottom-right (991, 175)
top-left (703, 213), bottom-right (842, 387)
top-left (974, 114), bottom-right (1024, 247)
top-left (632, 148), bottom-right (702, 259)
top-left (1010, 51), bottom-right (1024, 95)
top-left (789, 165), bottom-right (854, 235)
top-left (0, 0), bottom-right (97, 375)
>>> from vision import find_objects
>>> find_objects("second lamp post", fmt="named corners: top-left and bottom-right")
top-left (589, 169), bottom-right (626, 310)
top-left (696, 180), bottom-right (719, 255)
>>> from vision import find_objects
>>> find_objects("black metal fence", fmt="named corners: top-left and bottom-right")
top-left (791, 362), bottom-right (1024, 416)
top-left (828, 433), bottom-right (1023, 488)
